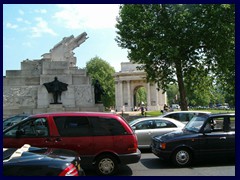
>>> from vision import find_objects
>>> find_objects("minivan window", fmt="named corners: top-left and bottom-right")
top-left (4, 118), bottom-right (48, 137)
top-left (53, 116), bottom-right (91, 137)
top-left (90, 117), bottom-right (127, 136)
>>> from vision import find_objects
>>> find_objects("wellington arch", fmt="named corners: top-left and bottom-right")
top-left (114, 62), bottom-right (167, 112)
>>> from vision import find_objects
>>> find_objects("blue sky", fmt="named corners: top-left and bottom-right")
top-left (3, 4), bottom-right (129, 75)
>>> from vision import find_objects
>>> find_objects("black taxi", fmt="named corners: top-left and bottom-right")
top-left (151, 113), bottom-right (235, 167)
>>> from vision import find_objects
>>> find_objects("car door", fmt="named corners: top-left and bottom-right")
top-left (198, 116), bottom-right (235, 157)
top-left (133, 120), bottom-right (155, 148)
top-left (51, 116), bottom-right (94, 157)
top-left (3, 117), bottom-right (52, 148)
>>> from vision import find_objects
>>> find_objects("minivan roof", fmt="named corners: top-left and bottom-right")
top-left (31, 112), bottom-right (119, 117)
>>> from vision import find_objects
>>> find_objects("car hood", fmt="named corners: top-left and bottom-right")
top-left (4, 147), bottom-right (80, 163)
top-left (8, 151), bottom-right (77, 164)
top-left (153, 128), bottom-right (197, 142)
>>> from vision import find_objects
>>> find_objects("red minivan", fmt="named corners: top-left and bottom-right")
top-left (3, 112), bottom-right (141, 175)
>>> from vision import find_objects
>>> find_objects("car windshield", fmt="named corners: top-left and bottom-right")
top-left (3, 116), bottom-right (28, 129)
top-left (184, 115), bottom-right (207, 132)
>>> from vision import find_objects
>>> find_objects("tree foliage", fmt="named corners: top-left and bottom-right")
top-left (116, 4), bottom-right (235, 110)
top-left (135, 87), bottom-right (147, 106)
top-left (86, 56), bottom-right (115, 108)
top-left (166, 84), bottom-right (179, 105)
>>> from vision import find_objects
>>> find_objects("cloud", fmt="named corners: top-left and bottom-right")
top-left (22, 42), bottom-right (32, 47)
top-left (31, 17), bottom-right (58, 37)
top-left (16, 17), bottom-right (31, 24)
top-left (34, 9), bottom-right (47, 14)
top-left (19, 9), bottom-right (25, 15)
top-left (6, 22), bottom-right (18, 29)
top-left (53, 4), bottom-right (120, 29)
top-left (16, 17), bottom-right (23, 22)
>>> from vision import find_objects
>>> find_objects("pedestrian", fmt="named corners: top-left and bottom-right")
top-left (164, 104), bottom-right (169, 111)
top-left (140, 106), bottom-right (144, 116)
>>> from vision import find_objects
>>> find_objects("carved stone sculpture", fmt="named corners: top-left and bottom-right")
top-left (41, 32), bottom-right (88, 66)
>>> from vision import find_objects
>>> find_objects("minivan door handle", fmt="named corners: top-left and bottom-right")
top-left (45, 138), bottom-right (53, 143)
top-left (55, 137), bottom-right (62, 142)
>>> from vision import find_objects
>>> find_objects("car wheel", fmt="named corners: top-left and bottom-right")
top-left (172, 148), bottom-right (192, 167)
top-left (95, 154), bottom-right (118, 176)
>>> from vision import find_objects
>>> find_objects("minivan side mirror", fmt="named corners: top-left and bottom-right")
top-left (36, 130), bottom-right (45, 136)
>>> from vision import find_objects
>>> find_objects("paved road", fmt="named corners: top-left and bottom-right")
top-left (84, 150), bottom-right (235, 176)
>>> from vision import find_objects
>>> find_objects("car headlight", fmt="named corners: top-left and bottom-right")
top-left (159, 142), bottom-right (166, 149)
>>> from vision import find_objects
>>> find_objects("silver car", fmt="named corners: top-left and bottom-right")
top-left (129, 117), bottom-right (185, 148)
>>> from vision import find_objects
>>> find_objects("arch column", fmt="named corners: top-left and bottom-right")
top-left (147, 83), bottom-right (151, 107)
top-left (115, 80), bottom-right (123, 112)
top-left (119, 81), bottom-right (123, 111)
top-left (155, 84), bottom-right (159, 106)
top-left (115, 81), bottom-right (119, 110)
top-left (127, 80), bottom-right (131, 111)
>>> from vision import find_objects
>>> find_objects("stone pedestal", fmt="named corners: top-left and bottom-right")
top-left (74, 104), bottom-right (103, 112)
top-left (47, 104), bottom-right (65, 112)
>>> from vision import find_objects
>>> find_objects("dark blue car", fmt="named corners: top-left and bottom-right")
top-left (151, 113), bottom-right (235, 167)
top-left (3, 144), bottom-right (85, 176)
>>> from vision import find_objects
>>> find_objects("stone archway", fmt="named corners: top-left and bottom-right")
top-left (114, 62), bottom-right (167, 112)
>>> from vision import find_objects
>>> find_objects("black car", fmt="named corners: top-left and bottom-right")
top-left (151, 113), bottom-right (235, 167)
top-left (3, 114), bottom-right (30, 130)
top-left (3, 144), bottom-right (85, 176)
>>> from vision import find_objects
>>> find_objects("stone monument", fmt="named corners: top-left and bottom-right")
top-left (3, 32), bottom-right (104, 118)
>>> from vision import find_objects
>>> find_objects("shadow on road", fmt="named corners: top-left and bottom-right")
top-left (139, 148), bottom-right (235, 169)
top-left (83, 148), bottom-right (235, 176)
top-left (83, 165), bottom-right (133, 176)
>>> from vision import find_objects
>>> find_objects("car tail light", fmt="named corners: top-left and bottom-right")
top-left (127, 134), bottom-right (138, 153)
top-left (59, 163), bottom-right (79, 176)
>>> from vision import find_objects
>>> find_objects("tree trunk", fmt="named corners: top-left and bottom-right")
top-left (175, 60), bottom-right (188, 111)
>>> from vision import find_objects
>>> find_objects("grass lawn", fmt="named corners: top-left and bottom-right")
top-left (144, 109), bottom-right (235, 117)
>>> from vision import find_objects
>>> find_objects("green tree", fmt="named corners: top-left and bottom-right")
top-left (86, 56), bottom-right (115, 108)
top-left (135, 87), bottom-right (147, 106)
top-left (166, 84), bottom-right (179, 105)
top-left (115, 4), bottom-right (235, 110)
top-left (193, 4), bottom-right (235, 107)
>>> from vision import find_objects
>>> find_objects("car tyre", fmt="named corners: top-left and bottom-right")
top-left (172, 148), bottom-right (192, 167)
top-left (95, 154), bottom-right (118, 176)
